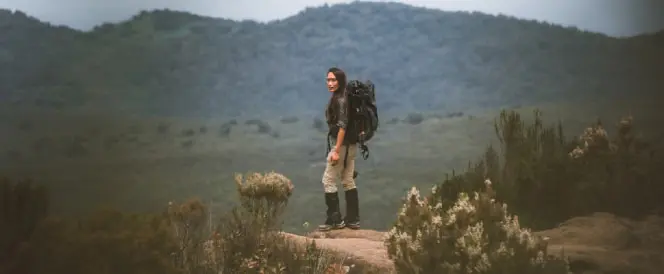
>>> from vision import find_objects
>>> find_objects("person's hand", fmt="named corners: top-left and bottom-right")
top-left (327, 150), bottom-right (340, 165)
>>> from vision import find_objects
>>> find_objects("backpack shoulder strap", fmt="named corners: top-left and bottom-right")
top-left (343, 145), bottom-right (349, 168)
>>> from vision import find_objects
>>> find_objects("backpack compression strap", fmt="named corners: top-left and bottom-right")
top-left (360, 143), bottom-right (369, 160)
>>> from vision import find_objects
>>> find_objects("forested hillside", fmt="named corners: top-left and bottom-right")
top-left (0, 2), bottom-right (661, 117)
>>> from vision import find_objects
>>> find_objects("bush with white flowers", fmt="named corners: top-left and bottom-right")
top-left (385, 179), bottom-right (570, 274)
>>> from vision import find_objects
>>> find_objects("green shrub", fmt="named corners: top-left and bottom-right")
top-left (491, 109), bottom-right (579, 227)
top-left (0, 178), bottom-right (50, 274)
top-left (208, 206), bottom-right (345, 274)
top-left (565, 115), bottom-right (662, 217)
top-left (25, 210), bottom-right (180, 274)
top-left (385, 180), bottom-right (569, 274)
top-left (435, 109), bottom-right (663, 230)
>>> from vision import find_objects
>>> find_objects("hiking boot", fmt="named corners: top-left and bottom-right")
top-left (318, 192), bottom-right (345, 231)
top-left (344, 188), bottom-right (361, 230)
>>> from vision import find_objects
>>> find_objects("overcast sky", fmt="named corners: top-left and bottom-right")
top-left (0, 0), bottom-right (663, 37)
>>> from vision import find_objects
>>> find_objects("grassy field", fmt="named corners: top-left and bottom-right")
top-left (0, 94), bottom-right (661, 233)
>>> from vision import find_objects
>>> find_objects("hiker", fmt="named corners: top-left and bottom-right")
top-left (319, 67), bottom-right (360, 231)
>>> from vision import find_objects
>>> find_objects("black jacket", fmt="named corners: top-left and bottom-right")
top-left (325, 93), bottom-right (351, 145)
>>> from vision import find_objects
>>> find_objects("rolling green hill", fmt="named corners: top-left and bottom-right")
top-left (0, 2), bottom-right (660, 118)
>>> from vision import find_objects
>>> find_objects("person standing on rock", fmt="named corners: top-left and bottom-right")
top-left (318, 67), bottom-right (361, 231)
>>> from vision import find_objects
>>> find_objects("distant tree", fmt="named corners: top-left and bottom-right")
top-left (0, 2), bottom-right (658, 116)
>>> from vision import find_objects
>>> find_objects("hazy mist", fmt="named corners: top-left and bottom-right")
top-left (1, 0), bottom-right (663, 37)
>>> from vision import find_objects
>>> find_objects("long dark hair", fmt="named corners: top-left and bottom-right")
top-left (326, 67), bottom-right (347, 121)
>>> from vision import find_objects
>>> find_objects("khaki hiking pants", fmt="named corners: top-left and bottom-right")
top-left (322, 144), bottom-right (357, 193)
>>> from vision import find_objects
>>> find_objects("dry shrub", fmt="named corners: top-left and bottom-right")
top-left (5, 172), bottom-right (344, 274)
top-left (203, 171), bottom-right (344, 274)
top-left (234, 171), bottom-right (294, 229)
top-left (208, 209), bottom-right (346, 274)
top-left (385, 180), bottom-right (569, 274)
top-left (235, 171), bottom-right (294, 204)
top-left (167, 198), bottom-right (210, 273)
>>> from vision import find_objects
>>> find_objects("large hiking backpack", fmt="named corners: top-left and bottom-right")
top-left (346, 79), bottom-right (379, 160)
top-left (325, 80), bottom-right (379, 178)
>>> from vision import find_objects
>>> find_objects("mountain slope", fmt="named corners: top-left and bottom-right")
top-left (0, 9), bottom-right (81, 106)
top-left (0, 3), bottom-right (661, 117)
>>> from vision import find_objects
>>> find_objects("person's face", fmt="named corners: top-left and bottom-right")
top-left (327, 72), bottom-right (338, 93)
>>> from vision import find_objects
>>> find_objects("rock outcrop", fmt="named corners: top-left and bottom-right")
top-left (282, 229), bottom-right (394, 273)
top-left (284, 213), bottom-right (664, 274)
top-left (535, 212), bottom-right (664, 274)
